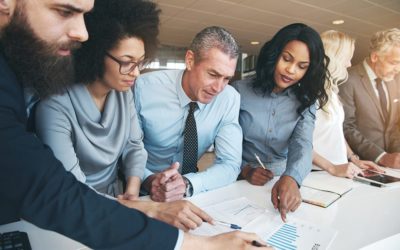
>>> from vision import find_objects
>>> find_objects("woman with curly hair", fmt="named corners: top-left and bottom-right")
top-left (35, 0), bottom-right (160, 200)
top-left (312, 30), bottom-right (381, 178)
top-left (232, 23), bottom-right (328, 221)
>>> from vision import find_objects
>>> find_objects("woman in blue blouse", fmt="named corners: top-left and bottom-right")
top-left (232, 23), bottom-right (328, 220)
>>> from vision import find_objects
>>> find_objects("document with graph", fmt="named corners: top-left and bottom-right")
top-left (245, 213), bottom-right (337, 250)
top-left (191, 197), bottom-right (337, 250)
top-left (191, 197), bottom-right (266, 236)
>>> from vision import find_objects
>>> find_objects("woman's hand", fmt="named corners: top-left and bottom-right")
top-left (241, 165), bottom-right (274, 186)
top-left (327, 163), bottom-right (362, 179)
top-left (118, 176), bottom-right (141, 201)
top-left (353, 159), bottom-right (384, 173)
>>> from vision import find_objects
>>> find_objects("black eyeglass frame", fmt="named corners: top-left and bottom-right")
top-left (106, 53), bottom-right (149, 75)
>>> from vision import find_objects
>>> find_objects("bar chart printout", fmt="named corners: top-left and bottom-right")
top-left (264, 219), bottom-right (337, 250)
top-left (267, 223), bottom-right (298, 250)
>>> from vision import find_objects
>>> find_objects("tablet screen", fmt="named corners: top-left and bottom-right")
top-left (358, 169), bottom-right (400, 184)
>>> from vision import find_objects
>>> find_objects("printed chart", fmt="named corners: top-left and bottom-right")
top-left (267, 223), bottom-right (298, 250)
top-left (265, 219), bottom-right (337, 250)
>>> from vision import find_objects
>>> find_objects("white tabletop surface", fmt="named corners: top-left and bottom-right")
top-left (1, 169), bottom-right (400, 250)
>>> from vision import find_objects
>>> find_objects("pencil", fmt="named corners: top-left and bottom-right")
top-left (254, 153), bottom-right (267, 170)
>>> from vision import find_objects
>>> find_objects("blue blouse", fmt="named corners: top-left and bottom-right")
top-left (232, 79), bottom-right (315, 185)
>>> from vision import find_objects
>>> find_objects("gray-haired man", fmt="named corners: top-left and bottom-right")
top-left (134, 26), bottom-right (243, 201)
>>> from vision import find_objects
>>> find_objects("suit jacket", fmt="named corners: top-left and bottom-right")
top-left (0, 51), bottom-right (178, 249)
top-left (339, 63), bottom-right (400, 161)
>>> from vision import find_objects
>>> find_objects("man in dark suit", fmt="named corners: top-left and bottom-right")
top-left (0, 0), bottom-right (269, 249)
top-left (339, 28), bottom-right (400, 168)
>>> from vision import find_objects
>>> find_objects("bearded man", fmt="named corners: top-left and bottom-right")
top-left (0, 0), bottom-right (183, 249)
top-left (0, 1), bottom-right (269, 250)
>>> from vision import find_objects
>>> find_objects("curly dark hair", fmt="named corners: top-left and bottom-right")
top-left (253, 23), bottom-right (329, 115)
top-left (74, 0), bottom-right (160, 84)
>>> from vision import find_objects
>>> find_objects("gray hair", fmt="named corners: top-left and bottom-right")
top-left (189, 26), bottom-right (240, 62)
top-left (370, 28), bottom-right (400, 56)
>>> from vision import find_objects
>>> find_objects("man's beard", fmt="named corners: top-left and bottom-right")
top-left (1, 6), bottom-right (81, 99)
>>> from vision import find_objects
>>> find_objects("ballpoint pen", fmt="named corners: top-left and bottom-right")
top-left (214, 220), bottom-right (242, 230)
top-left (254, 153), bottom-right (267, 170)
top-left (251, 240), bottom-right (268, 247)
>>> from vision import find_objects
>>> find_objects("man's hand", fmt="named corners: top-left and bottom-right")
top-left (182, 231), bottom-right (273, 250)
top-left (378, 153), bottom-right (400, 168)
top-left (143, 162), bottom-right (186, 202)
top-left (241, 165), bottom-right (274, 186)
top-left (118, 199), bottom-right (213, 231)
top-left (271, 175), bottom-right (301, 222)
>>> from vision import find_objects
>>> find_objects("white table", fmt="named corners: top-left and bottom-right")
top-left (188, 171), bottom-right (400, 250)
top-left (1, 170), bottom-right (400, 250)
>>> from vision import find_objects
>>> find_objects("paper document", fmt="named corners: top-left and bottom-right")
top-left (301, 171), bottom-right (353, 207)
top-left (264, 217), bottom-right (337, 250)
top-left (191, 197), bottom-right (337, 249)
top-left (191, 197), bottom-right (265, 236)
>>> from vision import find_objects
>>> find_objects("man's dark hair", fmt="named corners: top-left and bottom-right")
top-left (253, 23), bottom-right (329, 115)
top-left (75, 0), bottom-right (160, 84)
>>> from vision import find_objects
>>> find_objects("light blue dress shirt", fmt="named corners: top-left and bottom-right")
top-left (232, 79), bottom-right (315, 185)
top-left (134, 69), bottom-right (242, 195)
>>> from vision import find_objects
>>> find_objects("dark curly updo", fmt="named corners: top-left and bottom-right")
top-left (74, 0), bottom-right (161, 84)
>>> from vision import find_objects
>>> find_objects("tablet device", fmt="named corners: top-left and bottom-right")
top-left (355, 169), bottom-right (400, 187)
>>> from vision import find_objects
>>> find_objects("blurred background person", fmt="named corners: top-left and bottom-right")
top-left (313, 30), bottom-right (382, 179)
top-left (339, 28), bottom-right (400, 169)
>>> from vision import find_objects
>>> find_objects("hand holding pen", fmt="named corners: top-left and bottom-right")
top-left (209, 220), bottom-right (272, 248)
top-left (242, 154), bottom-right (274, 186)
top-left (214, 220), bottom-right (242, 229)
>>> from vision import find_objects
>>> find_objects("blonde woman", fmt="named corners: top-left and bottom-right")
top-left (313, 30), bottom-right (381, 178)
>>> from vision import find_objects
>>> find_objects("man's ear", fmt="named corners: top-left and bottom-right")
top-left (370, 51), bottom-right (379, 64)
top-left (185, 50), bottom-right (195, 70)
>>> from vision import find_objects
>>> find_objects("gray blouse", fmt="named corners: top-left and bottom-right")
top-left (35, 84), bottom-right (147, 191)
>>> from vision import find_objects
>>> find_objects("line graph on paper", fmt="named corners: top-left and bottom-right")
top-left (212, 198), bottom-right (266, 226)
top-left (191, 197), bottom-right (266, 236)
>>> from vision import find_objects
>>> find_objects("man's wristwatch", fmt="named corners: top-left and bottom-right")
top-left (183, 176), bottom-right (193, 197)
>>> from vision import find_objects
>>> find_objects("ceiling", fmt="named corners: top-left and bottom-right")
top-left (153, 0), bottom-right (400, 64)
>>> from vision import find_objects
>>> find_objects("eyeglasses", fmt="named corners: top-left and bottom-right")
top-left (106, 53), bottom-right (149, 75)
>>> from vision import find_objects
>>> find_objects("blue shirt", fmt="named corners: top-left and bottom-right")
top-left (134, 69), bottom-right (242, 195)
top-left (232, 79), bottom-right (315, 185)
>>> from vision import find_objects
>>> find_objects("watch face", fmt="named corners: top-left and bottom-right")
top-left (183, 177), bottom-right (193, 197)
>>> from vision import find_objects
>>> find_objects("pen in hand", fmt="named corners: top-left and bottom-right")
top-left (214, 220), bottom-right (242, 230)
top-left (252, 240), bottom-right (268, 247)
top-left (254, 153), bottom-right (267, 170)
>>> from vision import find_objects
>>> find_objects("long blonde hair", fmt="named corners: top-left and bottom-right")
top-left (320, 30), bottom-right (355, 113)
